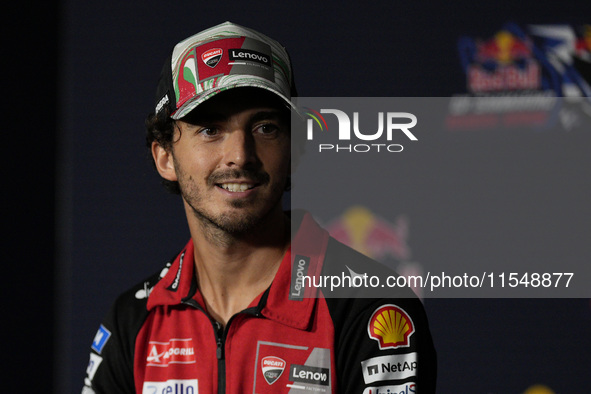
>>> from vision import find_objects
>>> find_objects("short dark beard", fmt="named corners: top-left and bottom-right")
top-left (178, 171), bottom-right (287, 245)
top-left (188, 192), bottom-right (285, 247)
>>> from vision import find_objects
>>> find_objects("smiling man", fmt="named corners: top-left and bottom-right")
top-left (151, 87), bottom-right (292, 325)
top-left (157, 89), bottom-right (291, 234)
top-left (83, 22), bottom-right (436, 393)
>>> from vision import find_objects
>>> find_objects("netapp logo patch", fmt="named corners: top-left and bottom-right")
top-left (289, 364), bottom-right (329, 386)
top-left (229, 48), bottom-right (271, 66)
top-left (361, 353), bottom-right (418, 384)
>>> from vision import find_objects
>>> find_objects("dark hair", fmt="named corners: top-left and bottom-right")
top-left (145, 107), bottom-right (181, 194)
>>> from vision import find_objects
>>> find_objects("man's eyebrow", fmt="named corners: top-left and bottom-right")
top-left (182, 112), bottom-right (226, 125)
top-left (249, 109), bottom-right (287, 124)
top-left (181, 109), bottom-right (286, 125)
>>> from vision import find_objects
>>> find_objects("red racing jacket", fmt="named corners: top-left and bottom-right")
top-left (83, 212), bottom-right (437, 393)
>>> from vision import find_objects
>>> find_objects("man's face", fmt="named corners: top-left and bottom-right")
top-left (161, 88), bottom-right (291, 234)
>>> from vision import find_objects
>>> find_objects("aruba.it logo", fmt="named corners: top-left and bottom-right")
top-left (303, 107), bottom-right (418, 153)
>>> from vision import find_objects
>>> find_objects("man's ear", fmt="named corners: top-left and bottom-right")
top-left (151, 141), bottom-right (177, 182)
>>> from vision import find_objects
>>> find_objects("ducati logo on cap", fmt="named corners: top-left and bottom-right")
top-left (368, 304), bottom-right (415, 350)
top-left (202, 48), bottom-right (223, 68)
top-left (261, 356), bottom-right (286, 385)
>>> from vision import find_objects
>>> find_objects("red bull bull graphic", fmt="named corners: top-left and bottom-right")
top-left (324, 206), bottom-right (425, 297)
top-left (325, 206), bottom-right (410, 261)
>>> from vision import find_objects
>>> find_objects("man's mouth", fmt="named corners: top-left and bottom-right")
top-left (218, 183), bottom-right (256, 193)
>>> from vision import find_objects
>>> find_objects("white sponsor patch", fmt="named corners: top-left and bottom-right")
top-left (362, 382), bottom-right (416, 394)
top-left (142, 379), bottom-right (198, 394)
top-left (85, 353), bottom-right (103, 384)
top-left (361, 353), bottom-right (418, 384)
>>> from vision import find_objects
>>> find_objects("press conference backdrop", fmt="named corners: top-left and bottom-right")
top-left (52, 1), bottom-right (591, 393)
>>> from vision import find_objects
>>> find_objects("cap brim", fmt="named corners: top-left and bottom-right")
top-left (171, 83), bottom-right (297, 120)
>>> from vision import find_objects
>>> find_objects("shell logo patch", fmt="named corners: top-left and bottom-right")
top-left (368, 304), bottom-right (415, 349)
top-left (261, 356), bottom-right (286, 385)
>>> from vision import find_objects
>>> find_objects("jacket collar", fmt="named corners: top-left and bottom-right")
top-left (147, 211), bottom-right (330, 331)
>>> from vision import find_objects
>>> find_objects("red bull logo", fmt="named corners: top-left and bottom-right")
top-left (325, 206), bottom-right (426, 297)
top-left (476, 30), bottom-right (531, 64)
top-left (460, 27), bottom-right (541, 93)
top-left (325, 206), bottom-right (410, 261)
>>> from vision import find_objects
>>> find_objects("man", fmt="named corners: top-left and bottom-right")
top-left (83, 21), bottom-right (436, 393)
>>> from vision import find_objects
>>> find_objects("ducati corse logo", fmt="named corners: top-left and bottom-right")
top-left (261, 356), bottom-right (286, 385)
top-left (202, 48), bottom-right (223, 68)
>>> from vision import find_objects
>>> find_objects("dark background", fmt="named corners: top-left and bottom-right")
top-left (8, 1), bottom-right (591, 393)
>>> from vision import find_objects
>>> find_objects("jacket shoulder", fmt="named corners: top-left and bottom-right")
top-left (320, 238), bottom-right (437, 392)
top-left (82, 263), bottom-right (172, 393)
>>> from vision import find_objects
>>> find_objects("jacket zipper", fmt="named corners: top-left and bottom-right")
top-left (182, 288), bottom-right (267, 393)
top-left (214, 321), bottom-right (226, 394)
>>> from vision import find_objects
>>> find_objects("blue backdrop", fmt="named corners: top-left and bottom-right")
top-left (8, 1), bottom-right (590, 393)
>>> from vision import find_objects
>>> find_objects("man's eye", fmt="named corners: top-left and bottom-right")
top-left (198, 127), bottom-right (219, 136)
top-left (254, 123), bottom-right (280, 136)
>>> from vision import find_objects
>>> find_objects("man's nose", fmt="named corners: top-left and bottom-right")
top-left (222, 129), bottom-right (257, 168)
